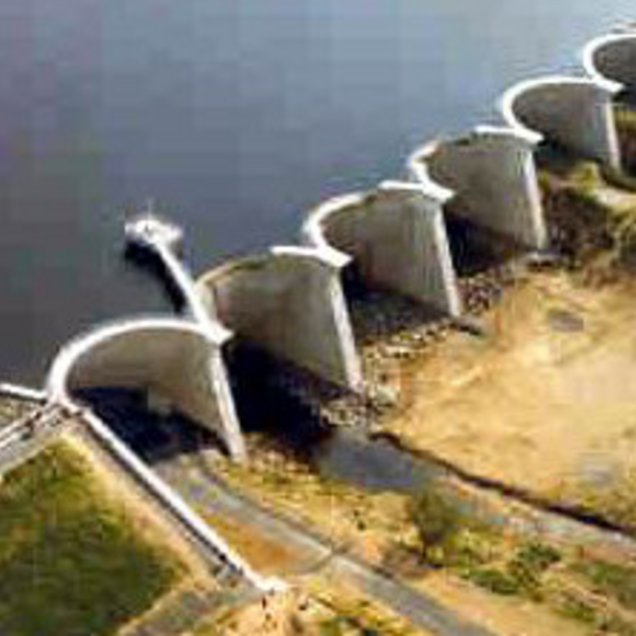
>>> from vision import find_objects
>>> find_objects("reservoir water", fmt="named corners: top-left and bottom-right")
top-left (0, 0), bottom-right (633, 383)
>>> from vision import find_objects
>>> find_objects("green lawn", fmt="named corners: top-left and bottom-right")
top-left (0, 442), bottom-right (181, 636)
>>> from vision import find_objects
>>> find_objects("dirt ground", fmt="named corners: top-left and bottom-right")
top-left (197, 508), bottom-right (308, 577)
top-left (211, 436), bottom-right (636, 636)
top-left (418, 573), bottom-right (589, 636)
top-left (381, 269), bottom-right (636, 526)
top-left (191, 581), bottom-right (430, 636)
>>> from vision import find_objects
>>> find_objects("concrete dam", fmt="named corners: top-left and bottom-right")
top-left (39, 27), bottom-right (636, 463)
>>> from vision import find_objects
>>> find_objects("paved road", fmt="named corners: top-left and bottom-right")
top-left (155, 455), bottom-right (496, 636)
top-left (79, 413), bottom-right (275, 592)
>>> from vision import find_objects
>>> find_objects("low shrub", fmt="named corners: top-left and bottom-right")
top-left (410, 490), bottom-right (464, 561)
top-left (574, 558), bottom-right (636, 611)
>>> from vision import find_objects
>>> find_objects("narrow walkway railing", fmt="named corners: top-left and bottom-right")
top-left (0, 403), bottom-right (75, 474)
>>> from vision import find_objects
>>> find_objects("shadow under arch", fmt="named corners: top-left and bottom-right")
top-left (408, 127), bottom-right (547, 258)
top-left (46, 316), bottom-right (246, 461)
top-left (196, 246), bottom-right (362, 392)
top-left (500, 75), bottom-right (621, 168)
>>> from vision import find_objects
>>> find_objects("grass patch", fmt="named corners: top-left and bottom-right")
top-left (458, 542), bottom-right (561, 601)
top-left (465, 568), bottom-right (521, 596)
top-left (556, 592), bottom-right (599, 625)
top-left (0, 443), bottom-right (181, 636)
top-left (539, 157), bottom-right (636, 272)
top-left (515, 542), bottom-right (561, 572)
top-left (555, 589), bottom-right (636, 636)
top-left (314, 593), bottom-right (419, 636)
top-left (574, 558), bottom-right (636, 611)
top-left (410, 491), bottom-right (566, 601)
top-left (410, 487), bottom-right (636, 633)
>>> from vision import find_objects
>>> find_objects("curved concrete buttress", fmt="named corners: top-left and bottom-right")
top-left (582, 33), bottom-right (636, 91)
top-left (500, 75), bottom-right (622, 168)
top-left (196, 248), bottom-right (362, 391)
top-left (47, 317), bottom-right (246, 461)
top-left (302, 184), bottom-right (462, 318)
top-left (409, 126), bottom-right (548, 250)
top-left (125, 213), bottom-right (215, 328)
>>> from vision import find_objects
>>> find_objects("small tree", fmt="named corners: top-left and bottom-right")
top-left (410, 489), bottom-right (462, 565)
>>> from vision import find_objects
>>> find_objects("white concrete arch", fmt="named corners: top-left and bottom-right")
top-left (46, 316), bottom-right (246, 460)
top-left (302, 183), bottom-right (462, 318)
top-left (582, 32), bottom-right (636, 91)
top-left (500, 75), bottom-right (621, 168)
top-left (197, 247), bottom-right (362, 391)
top-left (408, 126), bottom-right (548, 250)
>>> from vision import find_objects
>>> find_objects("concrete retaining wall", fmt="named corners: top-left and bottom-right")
top-left (583, 33), bottom-right (636, 92)
top-left (0, 383), bottom-right (47, 402)
top-left (303, 184), bottom-right (462, 317)
top-left (409, 127), bottom-right (547, 250)
top-left (500, 75), bottom-right (621, 168)
top-left (82, 409), bottom-right (281, 592)
top-left (47, 317), bottom-right (246, 460)
top-left (197, 247), bottom-right (362, 391)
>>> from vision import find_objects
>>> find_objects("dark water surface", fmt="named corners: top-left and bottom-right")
top-left (0, 1), bottom-right (633, 383)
